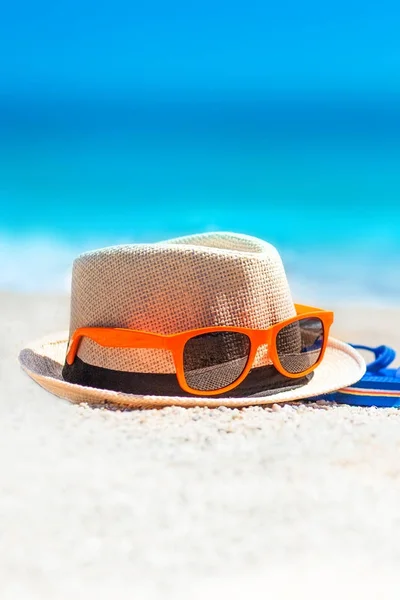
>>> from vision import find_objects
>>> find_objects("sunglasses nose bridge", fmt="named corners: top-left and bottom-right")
top-left (261, 329), bottom-right (273, 346)
top-left (252, 329), bottom-right (273, 356)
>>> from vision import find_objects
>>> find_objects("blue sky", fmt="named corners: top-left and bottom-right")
top-left (1, 0), bottom-right (400, 96)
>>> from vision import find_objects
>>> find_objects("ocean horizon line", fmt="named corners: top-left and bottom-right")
top-left (2, 92), bottom-right (400, 141)
top-left (2, 89), bottom-right (400, 114)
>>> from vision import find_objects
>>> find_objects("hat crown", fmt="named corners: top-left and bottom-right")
top-left (69, 232), bottom-right (296, 372)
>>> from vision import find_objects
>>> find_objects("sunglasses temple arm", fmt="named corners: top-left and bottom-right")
top-left (66, 328), bottom-right (170, 365)
top-left (295, 304), bottom-right (324, 315)
top-left (66, 333), bottom-right (83, 365)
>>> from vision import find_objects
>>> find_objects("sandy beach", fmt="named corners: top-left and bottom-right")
top-left (2, 291), bottom-right (400, 598)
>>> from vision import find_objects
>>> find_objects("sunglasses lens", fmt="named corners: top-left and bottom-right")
top-left (276, 317), bottom-right (324, 375)
top-left (183, 331), bottom-right (251, 392)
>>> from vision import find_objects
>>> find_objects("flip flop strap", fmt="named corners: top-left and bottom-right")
top-left (351, 344), bottom-right (397, 373)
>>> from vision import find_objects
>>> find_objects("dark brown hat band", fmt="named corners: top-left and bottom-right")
top-left (62, 357), bottom-right (313, 398)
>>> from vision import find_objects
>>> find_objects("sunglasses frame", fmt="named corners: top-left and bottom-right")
top-left (66, 304), bottom-right (334, 396)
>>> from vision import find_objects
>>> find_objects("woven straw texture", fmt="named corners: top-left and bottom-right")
top-left (19, 334), bottom-right (366, 408)
top-left (18, 232), bottom-right (366, 407)
top-left (69, 233), bottom-right (295, 373)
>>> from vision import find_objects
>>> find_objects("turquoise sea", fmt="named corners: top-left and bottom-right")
top-left (1, 95), bottom-right (399, 304)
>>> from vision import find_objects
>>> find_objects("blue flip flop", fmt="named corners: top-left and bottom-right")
top-left (322, 345), bottom-right (400, 407)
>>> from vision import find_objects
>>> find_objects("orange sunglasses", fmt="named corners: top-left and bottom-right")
top-left (66, 304), bottom-right (333, 396)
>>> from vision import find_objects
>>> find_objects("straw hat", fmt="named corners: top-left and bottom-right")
top-left (19, 232), bottom-right (365, 408)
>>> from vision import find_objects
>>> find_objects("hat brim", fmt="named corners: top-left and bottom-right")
top-left (19, 332), bottom-right (365, 409)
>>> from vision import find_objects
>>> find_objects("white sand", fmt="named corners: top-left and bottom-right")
top-left (2, 292), bottom-right (400, 598)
